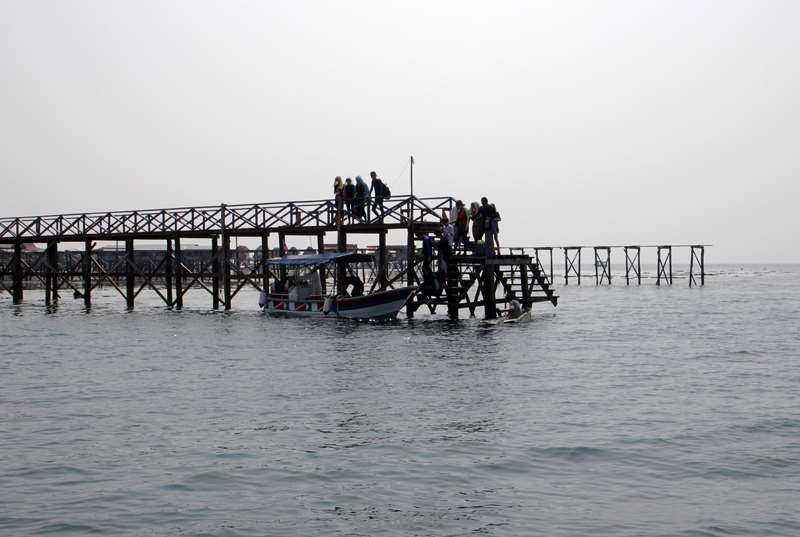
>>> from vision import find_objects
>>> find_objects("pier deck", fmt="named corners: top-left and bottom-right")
top-left (0, 195), bottom-right (708, 316)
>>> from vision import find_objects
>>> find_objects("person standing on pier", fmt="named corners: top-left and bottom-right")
top-left (453, 200), bottom-right (469, 251)
top-left (333, 176), bottom-right (344, 222)
top-left (343, 178), bottom-right (355, 223)
top-left (472, 201), bottom-right (484, 242)
top-left (355, 176), bottom-right (368, 221)
top-left (369, 171), bottom-right (386, 220)
top-left (479, 198), bottom-right (500, 253)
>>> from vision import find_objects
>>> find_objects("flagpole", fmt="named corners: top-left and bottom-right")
top-left (410, 155), bottom-right (414, 200)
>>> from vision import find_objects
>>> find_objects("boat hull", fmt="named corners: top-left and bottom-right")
top-left (261, 287), bottom-right (416, 321)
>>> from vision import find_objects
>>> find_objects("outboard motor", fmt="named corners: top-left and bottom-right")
top-left (323, 295), bottom-right (335, 315)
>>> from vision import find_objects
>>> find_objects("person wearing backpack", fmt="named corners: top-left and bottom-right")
top-left (343, 178), bottom-right (355, 223)
top-left (369, 171), bottom-right (386, 220)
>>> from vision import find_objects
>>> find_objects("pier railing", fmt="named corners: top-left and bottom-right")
top-left (0, 195), bottom-right (455, 242)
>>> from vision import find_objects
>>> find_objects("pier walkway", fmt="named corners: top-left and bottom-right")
top-left (0, 195), bottom-right (708, 317)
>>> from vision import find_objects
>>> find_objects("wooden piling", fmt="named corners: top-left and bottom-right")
top-left (700, 246), bottom-right (705, 286)
top-left (174, 237), bottom-right (183, 310)
top-left (12, 241), bottom-right (23, 304)
top-left (521, 262), bottom-right (530, 309)
top-left (594, 247), bottom-right (600, 285)
top-left (483, 263), bottom-right (497, 319)
top-left (125, 238), bottom-right (134, 309)
top-left (406, 229), bottom-right (415, 318)
top-left (261, 234), bottom-right (270, 294)
top-left (45, 241), bottom-right (57, 305)
top-left (211, 236), bottom-right (220, 309)
top-left (83, 240), bottom-right (93, 308)
top-left (165, 239), bottom-right (174, 308)
top-left (378, 230), bottom-right (387, 290)
top-left (669, 246), bottom-right (672, 285)
top-left (446, 255), bottom-right (459, 320)
top-left (221, 232), bottom-right (231, 310)
top-left (50, 242), bottom-right (59, 303)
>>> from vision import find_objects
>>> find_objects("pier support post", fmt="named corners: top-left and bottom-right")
top-left (521, 262), bottom-right (531, 309)
top-left (446, 256), bottom-right (460, 320)
top-left (657, 246), bottom-right (673, 286)
top-left (483, 261), bottom-right (497, 320)
top-left (165, 239), bottom-right (173, 308)
top-left (690, 245), bottom-right (705, 287)
top-left (701, 246), bottom-right (705, 286)
top-left (221, 233), bottom-right (231, 310)
top-left (45, 241), bottom-right (58, 305)
top-left (624, 246), bottom-right (641, 285)
top-left (317, 232), bottom-right (326, 294)
top-left (564, 247), bottom-right (581, 285)
top-left (12, 242), bottom-right (23, 304)
top-left (406, 229), bottom-right (415, 318)
top-left (212, 236), bottom-right (220, 309)
top-left (83, 240), bottom-right (94, 308)
top-left (174, 237), bottom-right (183, 310)
top-left (594, 246), bottom-right (611, 285)
top-left (378, 230), bottom-right (388, 290)
top-left (336, 229), bottom-right (347, 294)
top-left (125, 238), bottom-right (135, 309)
top-left (261, 234), bottom-right (270, 294)
top-left (278, 231), bottom-right (287, 285)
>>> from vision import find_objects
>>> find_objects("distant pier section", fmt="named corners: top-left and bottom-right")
top-left (0, 195), bottom-right (706, 317)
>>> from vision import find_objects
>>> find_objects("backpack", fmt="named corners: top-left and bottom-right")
top-left (382, 183), bottom-right (391, 200)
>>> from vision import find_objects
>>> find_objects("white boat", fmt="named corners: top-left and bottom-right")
top-left (258, 252), bottom-right (416, 321)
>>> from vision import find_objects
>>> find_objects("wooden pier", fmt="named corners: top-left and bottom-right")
top-left (0, 195), bottom-right (556, 319)
top-left (507, 245), bottom-right (708, 287)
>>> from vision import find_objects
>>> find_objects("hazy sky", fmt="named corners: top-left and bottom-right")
top-left (1, 1), bottom-right (798, 262)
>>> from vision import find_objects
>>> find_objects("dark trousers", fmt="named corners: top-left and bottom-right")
top-left (372, 196), bottom-right (384, 218)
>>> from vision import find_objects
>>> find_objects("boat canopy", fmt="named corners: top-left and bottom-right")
top-left (266, 252), bottom-right (372, 267)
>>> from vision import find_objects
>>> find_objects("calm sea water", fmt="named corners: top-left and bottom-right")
top-left (1, 265), bottom-right (799, 537)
